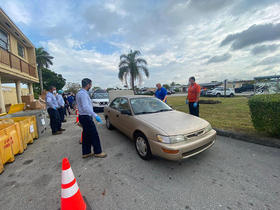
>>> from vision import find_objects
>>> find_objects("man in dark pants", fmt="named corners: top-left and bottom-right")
top-left (187, 76), bottom-right (201, 117)
top-left (56, 90), bottom-right (66, 122)
top-left (76, 78), bottom-right (107, 158)
top-left (46, 86), bottom-right (65, 135)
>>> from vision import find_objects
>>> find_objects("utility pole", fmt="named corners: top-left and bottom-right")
top-left (224, 79), bottom-right (227, 97)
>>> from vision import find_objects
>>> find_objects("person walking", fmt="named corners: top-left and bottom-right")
top-left (155, 83), bottom-right (168, 102)
top-left (76, 78), bottom-right (107, 158)
top-left (63, 93), bottom-right (71, 116)
top-left (186, 76), bottom-right (201, 117)
top-left (56, 90), bottom-right (66, 123)
top-left (46, 86), bottom-right (65, 135)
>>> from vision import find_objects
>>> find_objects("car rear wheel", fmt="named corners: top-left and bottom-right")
top-left (135, 133), bottom-right (152, 160)
top-left (105, 117), bottom-right (113, 130)
top-left (230, 93), bottom-right (234, 97)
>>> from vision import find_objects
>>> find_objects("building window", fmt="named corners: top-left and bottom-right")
top-left (17, 42), bottom-right (25, 58)
top-left (0, 29), bottom-right (8, 50)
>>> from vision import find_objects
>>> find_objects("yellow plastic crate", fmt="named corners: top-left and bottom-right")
top-left (0, 129), bottom-right (15, 165)
top-left (0, 123), bottom-right (24, 155)
top-left (0, 117), bottom-right (35, 147)
top-left (7, 103), bottom-right (25, 114)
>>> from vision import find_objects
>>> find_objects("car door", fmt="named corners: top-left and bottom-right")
top-left (108, 98), bottom-right (121, 128)
top-left (117, 98), bottom-right (135, 137)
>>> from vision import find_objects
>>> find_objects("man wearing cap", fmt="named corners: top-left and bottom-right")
top-left (46, 86), bottom-right (65, 135)
top-left (56, 90), bottom-right (66, 123)
top-left (187, 76), bottom-right (201, 117)
top-left (76, 78), bottom-right (107, 158)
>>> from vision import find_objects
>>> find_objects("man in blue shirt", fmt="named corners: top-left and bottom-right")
top-left (155, 83), bottom-right (168, 102)
top-left (46, 86), bottom-right (65, 135)
top-left (56, 90), bottom-right (66, 123)
top-left (76, 78), bottom-right (107, 158)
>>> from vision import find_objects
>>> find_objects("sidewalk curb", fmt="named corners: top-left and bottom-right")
top-left (214, 128), bottom-right (280, 149)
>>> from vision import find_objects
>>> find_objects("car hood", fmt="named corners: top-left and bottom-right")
top-left (135, 110), bottom-right (209, 136)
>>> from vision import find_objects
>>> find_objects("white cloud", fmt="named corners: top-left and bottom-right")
top-left (2, 1), bottom-right (31, 24)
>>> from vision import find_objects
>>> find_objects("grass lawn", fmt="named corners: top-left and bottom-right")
top-left (167, 96), bottom-right (256, 134)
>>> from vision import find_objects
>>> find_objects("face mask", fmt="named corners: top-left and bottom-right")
top-left (53, 90), bottom-right (57, 94)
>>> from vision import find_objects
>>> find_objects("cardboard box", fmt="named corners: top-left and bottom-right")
top-left (30, 100), bottom-right (45, 110)
top-left (21, 95), bottom-right (34, 105)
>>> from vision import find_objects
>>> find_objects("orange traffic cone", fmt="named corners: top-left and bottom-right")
top-left (80, 131), bottom-right (83, 144)
top-left (61, 158), bottom-right (86, 210)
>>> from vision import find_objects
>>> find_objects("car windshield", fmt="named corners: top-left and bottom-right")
top-left (92, 93), bottom-right (109, 99)
top-left (130, 97), bottom-right (172, 115)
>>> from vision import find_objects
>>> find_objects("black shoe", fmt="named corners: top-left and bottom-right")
top-left (62, 120), bottom-right (67, 123)
top-left (52, 131), bottom-right (62, 135)
top-left (60, 128), bottom-right (66, 131)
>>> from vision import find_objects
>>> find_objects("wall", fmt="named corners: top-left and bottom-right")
top-left (2, 86), bottom-right (29, 105)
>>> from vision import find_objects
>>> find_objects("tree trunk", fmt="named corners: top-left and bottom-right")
top-left (131, 75), bottom-right (135, 94)
top-left (38, 66), bottom-right (43, 94)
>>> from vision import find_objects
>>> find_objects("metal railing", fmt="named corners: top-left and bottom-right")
top-left (0, 47), bottom-right (37, 78)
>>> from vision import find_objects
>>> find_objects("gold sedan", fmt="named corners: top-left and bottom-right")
top-left (104, 95), bottom-right (216, 160)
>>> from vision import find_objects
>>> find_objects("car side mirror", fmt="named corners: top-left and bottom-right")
top-left (120, 110), bottom-right (131, 115)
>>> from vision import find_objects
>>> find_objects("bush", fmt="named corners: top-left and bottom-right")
top-left (248, 94), bottom-right (280, 136)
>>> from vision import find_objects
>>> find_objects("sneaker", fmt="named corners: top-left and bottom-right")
top-left (94, 152), bottom-right (107, 158)
top-left (60, 128), bottom-right (66, 131)
top-left (52, 131), bottom-right (62, 135)
top-left (82, 153), bottom-right (94, 158)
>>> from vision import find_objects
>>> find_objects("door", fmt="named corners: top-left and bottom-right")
top-left (117, 98), bottom-right (135, 136)
top-left (107, 98), bottom-right (121, 128)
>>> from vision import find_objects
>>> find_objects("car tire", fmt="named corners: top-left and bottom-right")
top-left (230, 93), bottom-right (234, 97)
top-left (134, 133), bottom-right (152, 160)
top-left (216, 93), bottom-right (221, 97)
top-left (105, 117), bottom-right (113, 130)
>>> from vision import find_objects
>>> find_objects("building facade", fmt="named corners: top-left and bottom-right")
top-left (0, 8), bottom-right (38, 113)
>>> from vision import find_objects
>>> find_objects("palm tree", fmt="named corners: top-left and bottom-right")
top-left (118, 50), bottom-right (149, 93)
top-left (35, 47), bottom-right (54, 93)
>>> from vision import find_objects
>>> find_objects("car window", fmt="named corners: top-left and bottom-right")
top-left (130, 97), bottom-right (172, 115)
top-left (110, 98), bottom-right (121, 110)
top-left (118, 98), bottom-right (131, 111)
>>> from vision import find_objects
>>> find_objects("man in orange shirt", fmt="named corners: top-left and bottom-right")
top-left (187, 76), bottom-right (201, 117)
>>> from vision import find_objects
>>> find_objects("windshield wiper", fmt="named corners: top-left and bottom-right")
top-left (135, 111), bottom-right (155, 115)
top-left (154, 109), bottom-right (172, 113)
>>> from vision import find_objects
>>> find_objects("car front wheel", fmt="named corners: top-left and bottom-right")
top-left (216, 93), bottom-right (221, 97)
top-left (135, 133), bottom-right (152, 160)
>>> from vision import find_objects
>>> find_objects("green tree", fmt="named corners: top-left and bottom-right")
top-left (170, 82), bottom-right (176, 87)
top-left (36, 47), bottom-right (54, 93)
top-left (118, 50), bottom-right (149, 93)
top-left (64, 82), bottom-right (81, 94)
top-left (33, 68), bottom-right (66, 98)
top-left (163, 84), bottom-right (170, 90)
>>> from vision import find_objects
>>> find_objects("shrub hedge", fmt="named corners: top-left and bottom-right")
top-left (248, 94), bottom-right (280, 137)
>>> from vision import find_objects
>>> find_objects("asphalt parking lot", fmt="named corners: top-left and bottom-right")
top-left (0, 115), bottom-right (279, 210)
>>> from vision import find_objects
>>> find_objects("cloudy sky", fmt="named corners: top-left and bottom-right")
top-left (1, 0), bottom-right (280, 88)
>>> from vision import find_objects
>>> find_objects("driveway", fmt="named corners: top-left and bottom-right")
top-left (0, 115), bottom-right (279, 210)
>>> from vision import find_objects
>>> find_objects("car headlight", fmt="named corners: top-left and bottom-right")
top-left (204, 124), bottom-right (212, 133)
top-left (157, 134), bottom-right (185, 144)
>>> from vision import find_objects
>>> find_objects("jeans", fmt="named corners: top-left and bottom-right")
top-left (47, 108), bottom-right (62, 133)
top-left (79, 115), bottom-right (102, 155)
top-left (189, 102), bottom-right (199, 117)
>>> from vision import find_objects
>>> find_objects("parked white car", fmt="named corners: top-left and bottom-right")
top-left (91, 89), bottom-right (109, 112)
top-left (206, 87), bottom-right (235, 97)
